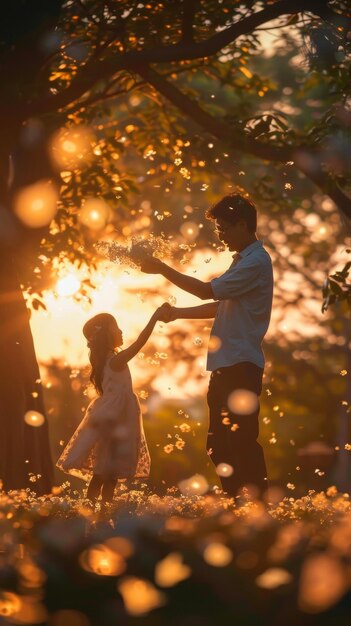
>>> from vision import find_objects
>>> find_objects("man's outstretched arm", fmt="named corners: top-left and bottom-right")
top-left (170, 302), bottom-right (219, 320)
top-left (140, 257), bottom-right (214, 300)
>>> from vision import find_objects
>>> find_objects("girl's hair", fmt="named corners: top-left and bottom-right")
top-left (83, 313), bottom-right (116, 395)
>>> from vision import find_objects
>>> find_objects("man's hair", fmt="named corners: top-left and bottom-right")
top-left (206, 193), bottom-right (257, 232)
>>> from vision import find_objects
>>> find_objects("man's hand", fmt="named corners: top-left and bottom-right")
top-left (155, 302), bottom-right (173, 322)
top-left (139, 254), bottom-right (164, 274)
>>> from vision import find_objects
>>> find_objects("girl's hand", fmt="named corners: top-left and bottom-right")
top-left (155, 302), bottom-right (173, 322)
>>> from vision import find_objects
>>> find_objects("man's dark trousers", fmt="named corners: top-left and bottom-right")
top-left (207, 361), bottom-right (267, 497)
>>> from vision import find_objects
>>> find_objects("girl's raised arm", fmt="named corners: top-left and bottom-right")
top-left (109, 303), bottom-right (171, 371)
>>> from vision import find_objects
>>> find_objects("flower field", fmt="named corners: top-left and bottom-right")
top-left (1, 485), bottom-right (351, 625)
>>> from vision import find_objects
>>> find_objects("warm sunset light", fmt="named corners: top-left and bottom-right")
top-left (56, 274), bottom-right (81, 297)
top-left (13, 179), bottom-right (58, 228)
top-left (3, 3), bottom-right (350, 623)
top-left (24, 410), bottom-right (45, 427)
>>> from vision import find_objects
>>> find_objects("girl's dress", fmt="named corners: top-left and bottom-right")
top-left (57, 353), bottom-right (150, 482)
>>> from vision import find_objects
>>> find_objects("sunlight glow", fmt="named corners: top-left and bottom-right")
top-left (29, 247), bottom-right (327, 404)
top-left (56, 275), bottom-right (81, 297)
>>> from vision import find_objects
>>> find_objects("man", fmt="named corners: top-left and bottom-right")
top-left (140, 194), bottom-right (273, 498)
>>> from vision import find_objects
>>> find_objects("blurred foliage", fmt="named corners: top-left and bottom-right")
top-left (1, 486), bottom-right (351, 624)
top-left (322, 252), bottom-right (351, 311)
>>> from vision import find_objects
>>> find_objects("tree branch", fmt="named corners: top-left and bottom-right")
top-left (181, 0), bottom-right (197, 43)
top-left (294, 153), bottom-right (351, 222)
top-left (136, 66), bottom-right (351, 222)
top-left (20, 0), bottom-right (334, 118)
top-left (135, 65), bottom-right (290, 161)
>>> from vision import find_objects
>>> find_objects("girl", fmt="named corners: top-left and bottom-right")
top-left (57, 304), bottom-right (171, 502)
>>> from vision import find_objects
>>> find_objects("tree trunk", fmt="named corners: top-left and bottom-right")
top-left (0, 250), bottom-right (53, 494)
top-left (0, 129), bottom-right (54, 494)
top-left (0, 0), bottom-right (65, 494)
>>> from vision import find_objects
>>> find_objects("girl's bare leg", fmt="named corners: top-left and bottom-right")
top-left (87, 474), bottom-right (103, 500)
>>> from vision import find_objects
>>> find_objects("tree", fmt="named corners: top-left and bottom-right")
top-left (1, 0), bottom-right (350, 490)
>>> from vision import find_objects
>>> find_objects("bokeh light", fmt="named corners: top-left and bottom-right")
top-left (0, 592), bottom-right (22, 617)
top-left (180, 221), bottom-right (199, 241)
top-left (79, 197), bottom-right (110, 230)
top-left (79, 544), bottom-right (126, 576)
top-left (118, 577), bottom-right (166, 615)
top-left (203, 542), bottom-right (233, 567)
top-left (13, 179), bottom-right (58, 228)
top-left (51, 126), bottom-right (92, 169)
top-left (216, 463), bottom-right (234, 477)
top-left (24, 410), bottom-right (45, 427)
top-left (178, 474), bottom-right (209, 496)
top-left (154, 552), bottom-right (191, 587)
top-left (208, 335), bottom-right (222, 353)
top-left (298, 554), bottom-right (347, 613)
top-left (256, 568), bottom-right (293, 589)
top-left (227, 390), bottom-right (259, 415)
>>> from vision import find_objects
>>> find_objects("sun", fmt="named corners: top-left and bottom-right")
top-left (56, 274), bottom-right (81, 297)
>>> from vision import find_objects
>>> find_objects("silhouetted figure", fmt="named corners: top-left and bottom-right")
top-left (140, 194), bottom-right (273, 498)
top-left (57, 305), bottom-right (171, 502)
